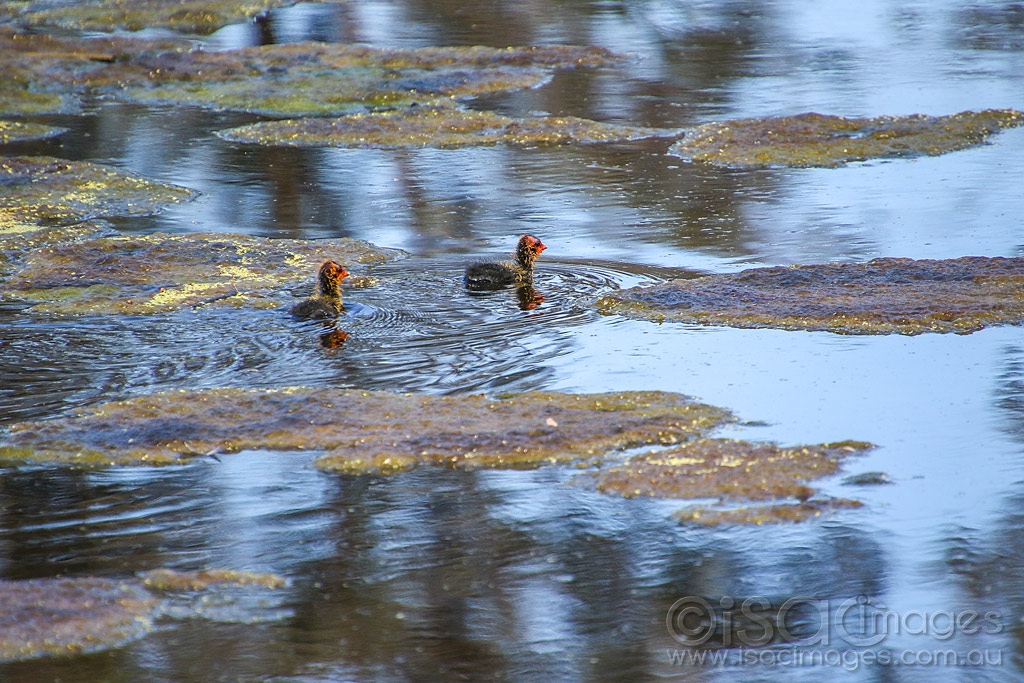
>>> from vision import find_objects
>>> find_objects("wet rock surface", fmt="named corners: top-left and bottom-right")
top-left (217, 107), bottom-right (678, 148)
top-left (1, 230), bottom-right (403, 314)
top-left (9, 0), bottom-right (300, 34)
top-left (669, 110), bottom-right (1024, 168)
top-left (0, 569), bottom-right (287, 662)
top-left (0, 30), bottom-right (624, 117)
top-left (597, 256), bottom-right (1024, 335)
top-left (0, 156), bottom-right (196, 234)
top-left (0, 388), bottom-right (735, 470)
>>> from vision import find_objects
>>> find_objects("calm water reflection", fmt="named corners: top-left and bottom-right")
top-left (3, 0), bottom-right (1024, 680)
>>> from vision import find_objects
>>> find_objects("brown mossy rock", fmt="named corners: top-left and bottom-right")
top-left (669, 110), bottom-right (1024, 168)
top-left (0, 28), bottom-right (189, 115)
top-left (0, 576), bottom-right (158, 662)
top-left (111, 44), bottom-right (625, 116)
top-left (0, 569), bottom-right (286, 662)
top-left (217, 107), bottom-right (679, 148)
top-left (0, 224), bottom-right (108, 278)
top-left (596, 256), bottom-right (1024, 335)
top-left (1, 230), bottom-right (403, 314)
top-left (592, 438), bottom-right (873, 501)
top-left (674, 498), bottom-right (865, 527)
top-left (0, 29), bottom-right (625, 117)
top-left (0, 388), bottom-right (735, 471)
top-left (0, 120), bottom-right (68, 144)
top-left (0, 156), bottom-right (197, 234)
top-left (137, 567), bottom-right (288, 591)
top-left (12, 0), bottom-right (300, 35)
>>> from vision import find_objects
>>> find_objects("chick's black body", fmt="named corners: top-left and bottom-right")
top-left (464, 235), bottom-right (546, 291)
top-left (290, 260), bottom-right (349, 319)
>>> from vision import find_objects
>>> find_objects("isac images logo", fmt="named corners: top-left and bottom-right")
top-left (665, 595), bottom-right (1004, 671)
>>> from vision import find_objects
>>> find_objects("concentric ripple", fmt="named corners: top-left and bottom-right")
top-left (300, 256), bottom-right (667, 394)
top-left (0, 257), bottom-right (668, 425)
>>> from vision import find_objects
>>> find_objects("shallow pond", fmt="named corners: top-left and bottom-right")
top-left (3, 0), bottom-right (1024, 680)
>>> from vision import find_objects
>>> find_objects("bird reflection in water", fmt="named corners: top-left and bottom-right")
top-left (517, 284), bottom-right (545, 310)
top-left (319, 328), bottom-right (350, 349)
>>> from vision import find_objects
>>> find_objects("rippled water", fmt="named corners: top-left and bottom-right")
top-left (3, 0), bottom-right (1024, 681)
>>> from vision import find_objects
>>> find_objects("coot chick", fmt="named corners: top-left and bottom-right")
top-left (464, 235), bottom-right (546, 291)
top-left (290, 260), bottom-right (349, 319)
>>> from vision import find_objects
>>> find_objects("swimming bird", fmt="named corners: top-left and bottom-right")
top-left (464, 235), bottom-right (546, 291)
top-left (290, 260), bottom-right (349, 319)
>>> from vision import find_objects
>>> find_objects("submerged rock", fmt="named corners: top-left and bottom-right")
top-left (0, 388), bottom-right (735, 470)
top-left (674, 498), bottom-right (864, 526)
top-left (591, 438), bottom-right (872, 501)
top-left (0, 28), bottom-right (188, 116)
top-left (0, 120), bottom-right (68, 144)
top-left (596, 256), bottom-right (1024, 335)
top-left (12, 0), bottom-right (299, 34)
top-left (0, 569), bottom-right (286, 662)
top-left (217, 107), bottom-right (679, 148)
top-left (138, 567), bottom-right (288, 591)
top-left (841, 471), bottom-right (893, 486)
top-left (1, 230), bottom-right (403, 314)
top-left (0, 29), bottom-right (625, 117)
top-left (587, 439), bottom-right (872, 526)
top-left (0, 155), bottom-right (196, 234)
top-left (669, 110), bottom-right (1024, 168)
top-left (0, 576), bottom-right (157, 662)
top-left (117, 44), bottom-right (624, 116)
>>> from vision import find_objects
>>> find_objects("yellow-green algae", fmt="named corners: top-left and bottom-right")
top-left (0, 388), bottom-right (735, 471)
top-left (0, 29), bottom-right (625, 117)
top-left (0, 568), bottom-right (286, 662)
top-left (138, 567), bottom-right (288, 591)
top-left (0, 156), bottom-right (197, 233)
top-left (674, 498), bottom-right (864, 527)
top-left (592, 438), bottom-right (873, 501)
top-left (1, 230), bottom-right (403, 314)
top-left (669, 110), bottom-right (1024, 168)
top-left (217, 106), bottom-right (678, 148)
top-left (596, 256), bottom-right (1024, 335)
top-left (0, 120), bottom-right (67, 144)
top-left (13, 0), bottom-right (299, 35)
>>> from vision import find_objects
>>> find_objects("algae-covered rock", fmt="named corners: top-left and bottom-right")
top-left (669, 110), bottom-right (1024, 168)
top-left (587, 439), bottom-right (872, 526)
top-left (0, 576), bottom-right (158, 662)
top-left (13, 0), bottom-right (298, 34)
top-left (1, 230), bottom-right (404, 314)
top-left (217, 107), bottom-right (678, 148)
top-left (592, 438), bottom-right (872, 501)
top-left (0, 388), bottom-right (734, 470)
top-left (0, 569), bottom-right (287, 662)
top-left (137, 567), bottom-right (288, 591)
top-left (0, 156), bottom-right (196, 234)
top-left (841, 471), bottom-right (893, 486)
top-left (0, 29), bottom-right (625, 117)
top-left (0, 28), bottom-right (189, 116)
top-left (0, 223), bottom-right (108, 278)
top-left (0, 120), bottom-right (68, 144)
top-left (674, 498), bottom-right (864, 527)
top-left (116, 44), bottom-right (623, 116)
top-left (596, 256), bottom-right (1024, 335)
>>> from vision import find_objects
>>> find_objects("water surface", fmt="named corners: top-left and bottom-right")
top-left (3, 1), bottom-right (1024, 680)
